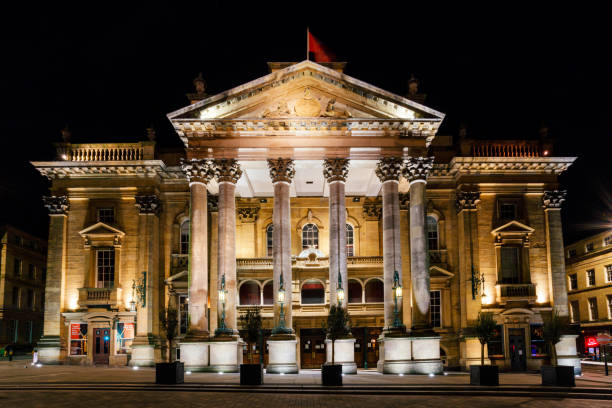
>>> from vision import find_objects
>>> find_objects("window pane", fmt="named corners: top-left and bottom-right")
top-left (263, 282), bottom-right (274, 305)
top-left (346, 224), bottom-right (354, 257)
top-left (348, 280), bottom-right (362, 303)
top-left (96, 249), bottom-right (115, 288)
top-left (302, 224), bottom-right (319, 250)
top-left (570, 301), bottom-right (580, 322)
top-left (500, 203), bottom-right (516, 219)
top-left (301, 280), bottom-right (324, 304)
top-left (239, 281), bottom-right (261, 305)
top-left (266, 224), bottom-right (274, 256)
top-left (98, 208), bottom-right (114, 223)
top-left (179, 295), bottom-right (189, 334)
top-left (365, 279), bottom-right (384, 303)
top-left (430, 290), bottom-right (441, 328)
top-left (426, 216), bottom-right (438, 250)
top-left (500, 247), bottom-right (520, 284)
top-left (180, 221), bottom-right (190, 255)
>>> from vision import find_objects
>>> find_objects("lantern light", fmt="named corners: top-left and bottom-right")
top-left (337, 287), bottom-right (345, 302)
top-left (218, 288), bottom-right (225, 303)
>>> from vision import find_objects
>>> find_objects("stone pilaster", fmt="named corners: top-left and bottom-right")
top-left (212, 159), bottom-right (242, 335)
top-left (38, 196), bottom-right (69, 364)
top-left (542, 190), bottom-right (569, 316)
top-left (403, 156), bottom-right (434, 332)
top-left (375, 158), bottom-right (404, 329)
top-left (323, 158), bottom-right (349, 307)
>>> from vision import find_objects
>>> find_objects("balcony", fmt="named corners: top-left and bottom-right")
top-left (171, 254), bottom-right (189, 273)
top-left (77, 287), bottom-right (123, 308)
top-left (428, 250), bottom-right (448, 268)
top-left (496, 283), bottom-right (536, 305)
top-left (61, 142), bottom-right (155, 161)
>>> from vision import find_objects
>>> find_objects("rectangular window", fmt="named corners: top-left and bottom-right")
top-left (96, 249), bottom-right (115, 288)
top-left (116, 322), bottom-right (134, 354)
top-left (41, 268), bottom-right (47, 282)
top-left (179, 295), bottom-right (189, 335)
top-left (346, 224), bottom-right (355, 257)
top-left (70, 323), bottom-right (88, 356)
top-left (569, 274), bottom-right (578, 290)
top-left (28, 264), bottom-right (36, 280)
top-left (608, 295), bottom-right (612, 320)
top-left (9, 321), bottom-right (19, 343)
top-left (570, 300), bottom-right (580, 323)
top-left (12, 287), bottom-right (19, 308)
top-left (568, 249), bottom-right (576, 258)
top-left (530, 324), bottom-right (546, 357)
top-left (27, 289), bottom-right (34, 310)
top-left (606, 265), bottom-right (612, 283)
top-left (25, 321), bottom-right (33, 343)
top-left (487, 325), bottom-right (504, 358)
top-left (500, 203), bottom-right (517, 220)
top-left (430, 290), bottom-right (441, 328)
top-left (14, 259), bottom-right (22, 277)
top-left (97, 208), bottom-right (115, 224)
top-left (500, 247), bottom-right (520, 284)
top-left (605, 236), bottom-right (612, 246)
top-left (586, 269), bottom-right (596, 286)
top-left (588, 297), bottom-right (599, 321)
top-left (586, 242), bottom-right (594, 252)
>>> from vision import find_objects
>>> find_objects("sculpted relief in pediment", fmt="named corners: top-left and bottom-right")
top-left (260, 87), bottom-right (353, 119)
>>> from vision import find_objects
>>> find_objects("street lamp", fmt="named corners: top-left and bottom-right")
top-left (336, 271), bottom-right (345, 304)
top-left (215, 274), bottom-right (232, 336)
top-left (272, 274), bottom-right (291, 335)
top-left (392, 270), bottom-right (405, 330)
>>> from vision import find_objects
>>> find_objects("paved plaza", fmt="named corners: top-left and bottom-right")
top-left (1, 362), bottom-right (612, 407)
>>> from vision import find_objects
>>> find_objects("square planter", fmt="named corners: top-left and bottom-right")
top-left (469, 365), bottom-right (499, 386)
top-left (240, 363), bottom-right (264, 385)
top-left (541, 365), bottom-right (575, 387)
top-left (322, 364), bottom-right (342, 386)
top-left (155, 361), bottom-right (184, 384)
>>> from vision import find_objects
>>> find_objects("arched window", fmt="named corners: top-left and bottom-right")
top-left (365, 279), bottom-right (384, 303)
top-left (348, 279), bottom-right (362, 304)
top-left (301, 280), bottom-right (325, 304)
top-left (346, 224), bottom-right (354, 257)
top-left (239, 281), bottom-right (261, 305)
top-left (180, 220), bottom-right (190, 254)
top-left (426, 216), bottom-right (438, 251)
top-left (266, 224), bottom-right (274, 257)
top-left (263, 281), bottom-right (274, 305)
top-left (302, 223), bottom-right (319, 250)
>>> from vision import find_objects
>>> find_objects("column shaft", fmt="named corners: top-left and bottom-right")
top-left (217, 181), bottom-right (237, 331)
top-left (381, 180), bottom-right (402, 328)
top-left (189, 183), bottom-right (209, 337)
top-left (42, 214), bottom-right (67, 338)
top-left (409, 181), bottom-right (430, 329)
top-left (546, 208), bottom-right (569, 316)
top-left (273, 181), bottom-right (293, 331)
top-left (329, 181), bottom-right (348, 307)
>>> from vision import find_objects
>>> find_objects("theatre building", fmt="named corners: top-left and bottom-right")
top-left (32, 60), bottom-right (580, 373)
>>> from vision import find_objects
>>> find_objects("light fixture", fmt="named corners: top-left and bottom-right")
top-left (392, 270), bottom-right (405, 330)
top-left (186, 371), bottom-right (192, 375)
top-left (429, 373), bottom-right (435, 377)
top-left (130, 300), bottom-right (136, 312)
top-left (336, 271), bottom-right (345, 304)
top-left (215, 274), bottom-right (232, 336)
top-left (272, 275), bottom-right (291, 335)
top-left (133, 366), bottom-right (139, 370)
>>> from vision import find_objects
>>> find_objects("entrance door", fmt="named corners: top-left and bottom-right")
top-left (365, 328), bottom-right (381, 369)
top-left (94, 328), bottom-right (110, 365)
top-left (509, 328), bottom-right (526, 371)
top-left (300, 329), bottom-right (326, 369)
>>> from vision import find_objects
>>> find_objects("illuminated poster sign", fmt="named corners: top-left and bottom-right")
top-left (585, 336), bottom-right (599, 347)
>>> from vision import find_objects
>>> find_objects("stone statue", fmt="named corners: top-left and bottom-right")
top-left (262, 100), bottom-right (291, 118)
top-left (321, 98), bottom-right (352, 118)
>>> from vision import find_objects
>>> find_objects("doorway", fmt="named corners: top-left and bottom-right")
top-left (508, 328), bottom-right (526, 371)
top-left (93, 328), bottom-right (110, 365)
top-left (300, 329), bottom-right (326, 369)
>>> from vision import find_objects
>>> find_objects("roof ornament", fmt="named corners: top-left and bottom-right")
top-left (193, 72), bottom-right (206, 95)
top-left (61, 125), bottom-right (71, 143)
top-left (146, 125), bottom-right (156, 141)
top-left (406, 74), bottom-right (427, 104)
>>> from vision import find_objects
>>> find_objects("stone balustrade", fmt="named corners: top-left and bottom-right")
top-left (496, 283), bottom-right (537, 304)
top-left (464, 140), bottom-right (545, 158)
top-left (77, 287), bottom-right (123, 308)
top-left (60, 142), bottom-right (155, 161)
top-left (171, 253), bottom-right (189, 272)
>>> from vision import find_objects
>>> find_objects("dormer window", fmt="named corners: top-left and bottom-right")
top-left (97, 208), bottom-right (115, 224)
top-left (605, 236), bottom-right (612, 246)
top-left (568, 249), bottom-right (576, 258)
top-left (586, 242), bottom-right (594, 253)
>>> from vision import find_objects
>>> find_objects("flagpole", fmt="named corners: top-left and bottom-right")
top-left (306, 27), bottom-right (309, 61)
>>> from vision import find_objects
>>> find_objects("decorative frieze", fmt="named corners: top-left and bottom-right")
top-left (237, 206), bottom-right (260, 223)
top-left (375, 157), bottom-right (403, 182)
top-left (323, 158), bottom-right (350, 183)
top-left (456, 191), bottom-right (481, 212)
top-left (542, 190), bottom-right (567, 209)
top-left (134, 195), bottom-right (162, 215)
top-left (267, 158), bottom-right (295, 183)
top-left (212, 159), bottom-right (242, 184)
top-left (180, 158), bottom-right (213, 184)
top-left (43, 196), bottom-right (69, 215)
top-left (362, 199), bottom-right (382, 220)
top-left (403, 156), bottom-right (434, 183)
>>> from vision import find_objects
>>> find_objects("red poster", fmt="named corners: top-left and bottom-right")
top-left (70, 323), bottom-right (81, 340)
top-left (123, 323), bottom-right (134, 339)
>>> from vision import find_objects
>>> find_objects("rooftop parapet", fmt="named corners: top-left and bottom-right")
top-left (54, 141), bottom-right (155, 162)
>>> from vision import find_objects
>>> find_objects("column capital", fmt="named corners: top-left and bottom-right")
top-left (180, 158), bottom-right (213, 184)
top-left (323, 158), bottom-right (350, 183)
top-left (362, 198), bottom-right (382, 220)
top-left (212, 159), bottom-right (242, 184)
top-left (43, 195), bottom-right (69, 215)
top-left (237, 206), bottom-right (260, 223)
top-left (403, 156), bottom-right (434, 183)
top-left (134, 195), bottom-right (162, 215)
top-left (267, 158), bottom-right (295, 183)
top-left (375, 157), bottom-right (403, 182)
top-left (542, 190), bottom-right (567, 209)
top-left (455, 191), bottom-right (481, 212)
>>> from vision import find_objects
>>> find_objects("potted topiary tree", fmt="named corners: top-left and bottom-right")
top-left (322, 304), bottom-right (351, 386)
top-left (156, 307), bottom-right (184, 384)
top-left (469, 312), bottom-right (499, 386)
top-left (541, 311), bottom-right (575, 386)
top-left (239, 307), bottom-right (263, 385)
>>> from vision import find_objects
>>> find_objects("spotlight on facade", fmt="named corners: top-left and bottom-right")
top-left (36, 363), bottom-right (42, 368)
top-left (429, 373), bottom-right (435, 377)
top-left (133, 366), bottom-right (139, 370)
top-left (218, 372), bottom-right (223, 375)
top-left (186, 371), bottom-right (192, 375)
top-left (399, 373), bottom-right (404, 376)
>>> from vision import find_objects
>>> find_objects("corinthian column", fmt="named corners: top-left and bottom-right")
top-left (375, 158), bottom-right (404, 330)
top-left (212, 159), bottom-right (242, 336)
top-left (180, 159), bottom-right (212, 340)
top-left (323, 159), bottom-right (350, 307)
top-left (38, 196), bottom-right (69, 364)
top-left (542, 190), bottom-right (569, 316)
top-left (403, 156), bottom-right (434, 332)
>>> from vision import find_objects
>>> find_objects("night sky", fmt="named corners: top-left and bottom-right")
top-left (1, 4), bottom-right (610, 243)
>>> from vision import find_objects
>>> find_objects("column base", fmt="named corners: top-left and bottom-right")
top-left (377, 334), bottom-right (443, 374)
top-left (179, 341), bottom-right (209, 372)
top-left (37, 335), bottom-right (62, 365)
top-left (130, 336), bottom-right (156, 367)
top-left (207, 337), bottom-right (243, 373)
top-left (556, 334), bottom-right (581, 375)
top-left (267, 335), bottom-right (298, 374)
top-left (411, 335), bottom-right (443, 374)
top-left (324, 338), bottom-right (357, 374)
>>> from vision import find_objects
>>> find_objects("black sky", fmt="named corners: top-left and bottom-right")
top-left (1, 3), bottom-right (611, 242)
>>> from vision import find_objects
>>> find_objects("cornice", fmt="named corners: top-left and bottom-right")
top-left (31, 160), bottom-right (180, 180)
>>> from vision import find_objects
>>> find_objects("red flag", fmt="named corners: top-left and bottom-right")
top-left (307, 30), bottom-right (334, 62)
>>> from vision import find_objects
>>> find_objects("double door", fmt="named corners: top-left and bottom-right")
top-left (301, 330), bottom-right (326, 369)
top-left (509, 328), bottom-right (526, 371)
top-left (93, 328), bottom-right (110, 365)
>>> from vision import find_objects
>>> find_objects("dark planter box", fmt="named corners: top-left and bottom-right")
top-left (240, 364), bottom-right (264, 385)
top-left (541, 365), bottom-right (575, 387)
top-left (156, 361), bottom-right (184, 384)
top-left (470, 365), bottom-right (499, 386)
top-left (322, 364), bottom-right (342, 386)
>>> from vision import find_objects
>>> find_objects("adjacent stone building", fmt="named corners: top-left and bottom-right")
top-left (32, 60), bottom-right (578, 372)
top-left (0, 225), bottom-right (47, 348)
top-left (565, 230), bottom-right (612, 357)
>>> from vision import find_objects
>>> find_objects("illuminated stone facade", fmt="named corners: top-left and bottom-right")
top-left (32, 60), bottom-right (577, 372)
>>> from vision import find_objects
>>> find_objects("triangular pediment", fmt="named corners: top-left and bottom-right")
top-left (430, 265), bottom-right (454, 279)
top-left (491, 220), bottom-right (535, 236)
top-left (167, 60), bottom-right (445, 122)
top-left (79, 222), bottom-right (126, 237)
